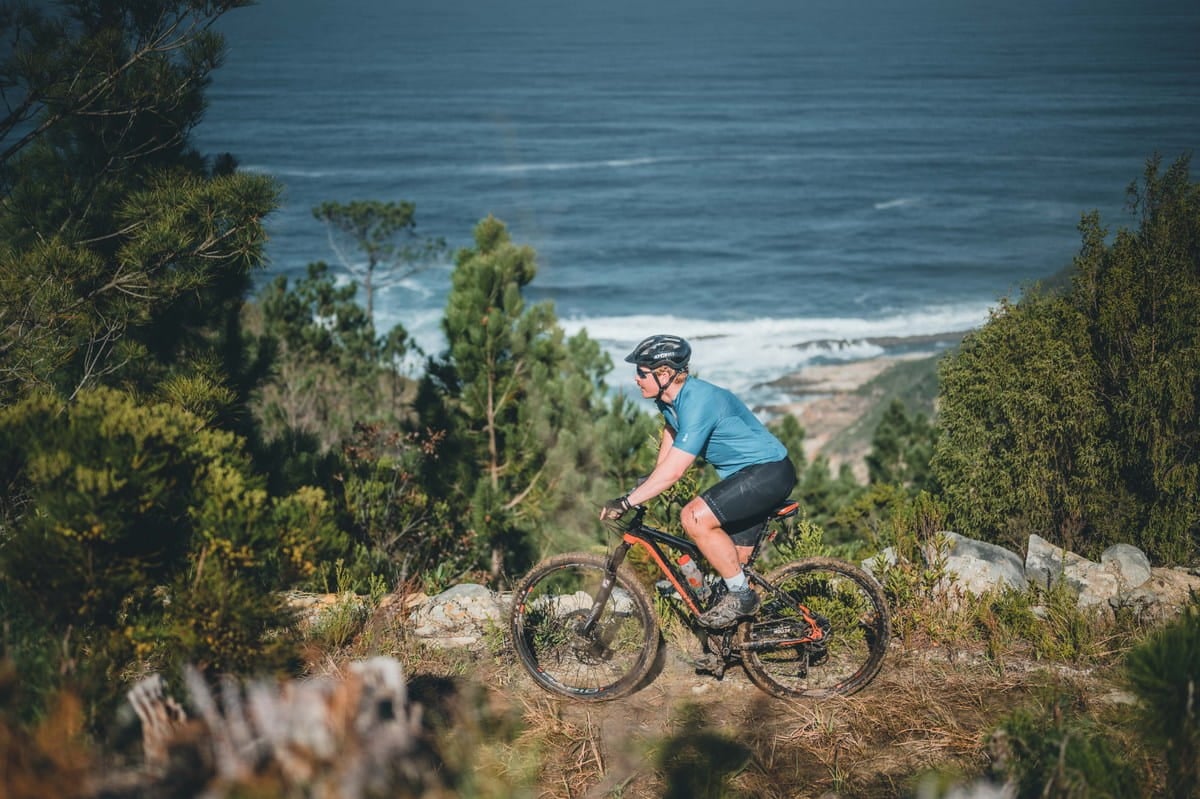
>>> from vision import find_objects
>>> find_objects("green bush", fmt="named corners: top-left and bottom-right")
top-left (0, 388), bottom-right (340, 714)
top-left (991, 694), bottom-right (1143, 798)
top-left (1125, 601), bottom-right (1200, 797)
top-left (932, 155), bottom-right (1200, 563)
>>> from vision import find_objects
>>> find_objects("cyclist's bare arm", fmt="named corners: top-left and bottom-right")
top-left (626, 443), bottom-right (694, 508)
top-left (655, 425), bottom-right (677, 467)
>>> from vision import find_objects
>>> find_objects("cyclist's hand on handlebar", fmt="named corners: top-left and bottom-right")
top-left (599, 495), bottom-right (632, 521)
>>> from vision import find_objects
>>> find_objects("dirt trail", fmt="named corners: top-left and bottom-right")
top-left (498, 637), bottom-right (1107, 799)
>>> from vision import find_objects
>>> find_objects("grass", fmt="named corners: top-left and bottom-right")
top-left (293, 522), bottom-right (1169, 799)
top-left (2, 573), bottom-right (1174, 798)
top-left (265, 501), bottom-right (1173, 799)
top-left (292, 574), bottom-right (1160, 799)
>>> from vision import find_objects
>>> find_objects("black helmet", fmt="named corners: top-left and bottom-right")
top-left (624, 334), bottom-right (691, 370)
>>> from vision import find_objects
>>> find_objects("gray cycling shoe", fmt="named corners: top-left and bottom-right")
top-left (698, 587), bottom-right (760, 628)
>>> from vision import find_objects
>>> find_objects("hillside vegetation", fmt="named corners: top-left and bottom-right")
top-left (1, 3), bottom-right (1199, 797)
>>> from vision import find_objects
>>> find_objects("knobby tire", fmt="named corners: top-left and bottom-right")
top-left (740, 557), bottom-right (890, 698)
top-left (509, 553), bottom-right (661, 701)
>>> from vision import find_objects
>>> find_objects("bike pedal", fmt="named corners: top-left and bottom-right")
top-left (693, 654), bottom-right (726, 677)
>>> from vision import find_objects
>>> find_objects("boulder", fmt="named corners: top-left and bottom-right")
top-left (1026, 535), bottom-right (1160, 609)
top-left (862, 533), bottom-right (1027, 599)
top-left (861, 547), bottom-right (897, 577)
top-left (1118, 566), bottom-right (1200, 622)
top-left (1025, 534), bottom-right (1084, 591)
top-left (865, 532), bottom-right (1184, 618)
top-left (407, 583), bottom-right (506, 648)
top-left (941, 531), bottom-right (1028, 595)
top-left (1101, 543), bottom-right (1152, 590)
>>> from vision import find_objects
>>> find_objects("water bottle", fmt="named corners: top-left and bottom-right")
top-left (678, 555), bottom-right (710, 600)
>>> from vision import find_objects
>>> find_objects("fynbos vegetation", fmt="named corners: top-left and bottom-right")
top-left (1, 2), bottom-right (1198, 797)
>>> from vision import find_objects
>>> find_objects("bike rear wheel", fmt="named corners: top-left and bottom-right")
top-left (510, 553), bottom-right (660, 701)
top-left (740, 557), bottom-right (890, 698)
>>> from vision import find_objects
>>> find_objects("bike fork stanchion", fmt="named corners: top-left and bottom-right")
top-left (576, 541), bottom-right (632, 636)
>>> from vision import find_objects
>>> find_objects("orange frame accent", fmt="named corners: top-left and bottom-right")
top-left (623, 533), bottom-right (704, 615)
top-left (624, 530), bottom-right (827, 646)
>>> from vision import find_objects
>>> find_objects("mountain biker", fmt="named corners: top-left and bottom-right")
top-left (599, 334), bottom-right (798, 628)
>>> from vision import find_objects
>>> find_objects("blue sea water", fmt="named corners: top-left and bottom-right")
top-left (195, 0), bottom-right (1200, 404)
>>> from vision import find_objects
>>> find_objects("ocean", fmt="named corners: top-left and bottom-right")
top-left (194, 0), bottom-right (1200, 405)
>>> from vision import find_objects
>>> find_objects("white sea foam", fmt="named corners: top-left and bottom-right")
top-left (479, 156), bottom-right (666, 174)
top-left (607, 307), bottom-right (982, 397)
top-left (384, 302), bottom-right (994, 401)
top-left (240, 165), bottom-right (333, 178)
top-left (874, 197), bottom-right (917, 210)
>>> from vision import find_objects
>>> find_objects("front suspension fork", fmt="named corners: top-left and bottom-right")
top-left (576, 541), bottom-right (632, 636)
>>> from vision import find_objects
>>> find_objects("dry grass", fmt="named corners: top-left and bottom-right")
top-left (0, 600), bottom-right (1150, 799)
top-left (319, 615), bottom-right (1132, 799)
top-left (283, 582), bottom-right (1162, 799)
top-left (3, 587), bottom-right (1145, 799)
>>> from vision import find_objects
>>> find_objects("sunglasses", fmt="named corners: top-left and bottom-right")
top-left (636, 366), bottom-right (654, 378)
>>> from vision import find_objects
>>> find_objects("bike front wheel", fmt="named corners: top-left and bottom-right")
top-left (509, 552), bottom-right (660, 701)
top-left (740, 557), bottom-right (890, 698)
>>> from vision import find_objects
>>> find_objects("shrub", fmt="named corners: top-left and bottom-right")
top-left (0, 388), bottom-right (338, 715)
top-left (991, 693), bottom-right (1143, 798)
top-left (1125, 600), bottom-right (1200, 797)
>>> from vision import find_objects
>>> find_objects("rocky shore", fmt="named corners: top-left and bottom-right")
top-left (759, 330), bottom-right (969, 477)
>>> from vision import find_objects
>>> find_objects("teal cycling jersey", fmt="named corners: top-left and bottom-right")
top-left (655, 376), bottom-right (788, 479)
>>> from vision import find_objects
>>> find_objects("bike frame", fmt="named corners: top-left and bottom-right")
top-left (579, 501), bottom-right (828, 650)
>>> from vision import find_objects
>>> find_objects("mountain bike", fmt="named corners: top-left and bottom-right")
top-left (508, 500), bottom-right (890, 702)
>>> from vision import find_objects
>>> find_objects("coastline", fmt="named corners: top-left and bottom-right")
top-left (756, 330), bottom-right (968, 477)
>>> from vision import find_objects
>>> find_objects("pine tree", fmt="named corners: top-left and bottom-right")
top-left (311, 200), bottom-right (445, 320)
top-left (1070, 154), bottom-right (1200, 562)
top-left (0, 388), bottom-right (341, 716)
top-left (866, 399), bottom-right (937, 492)
top-left (1125, 603), bottom-right (1200, 797)
top-left (0, 1), bottom-right (276, 418)
top-left (252, 261), bottom-right (413, 449)
top-left (420, 216), bottom-right (650, 579)
top-left (932, 293), bottom-right (1113, 554)
top-left (931, 154), bottom-right (1198, 560)
top-left (0, 0), bottom-right (304, 721)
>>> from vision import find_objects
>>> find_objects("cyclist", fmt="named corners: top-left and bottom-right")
top-left (599, 334), bottom-right (797, 628)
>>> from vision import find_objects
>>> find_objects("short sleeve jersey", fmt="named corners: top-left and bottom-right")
top-left (655, 376), bottom-right (788, 479)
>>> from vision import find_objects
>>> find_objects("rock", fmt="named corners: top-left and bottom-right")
top-left (1067, 559), bottom-right (1124, 609)
top-left (1025, 535), bottom-right (1163, 610)
top-left (940, 531), bottom-right (1028, 595)
top-left (1025, 534), bottom-right (1079, 590)
top-left (1118, 567), bottom-right (1200, 621)
top-left (1101, 543), bottom-right (1152, 589)
top-left (863, 533), bottom-right (1028, 600)
top-left (1025, 535), bottom-right (1115, 608)
top-left (865, 531), bottom-right (1191, 619)
top-left (861, 547), bottom-right (897, 577)
top-left (407, 583), bottom-right (506, 647)
top-left (288, 590), bottom-right (363, 631)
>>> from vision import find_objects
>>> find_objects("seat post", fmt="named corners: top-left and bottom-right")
top-left (745, 500), bottom-right (800, 568)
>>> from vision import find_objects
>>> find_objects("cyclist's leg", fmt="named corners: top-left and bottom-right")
top-left (680, 497), bottom-right (741, 578)
top-left (689, 459), bottom-right (796, 627)
top-left (678, 503), bottom-right (761, 570)
top-left (684, 498), bottom-right (761, 627)
top-left (704, 458), bottom-right (797, 563)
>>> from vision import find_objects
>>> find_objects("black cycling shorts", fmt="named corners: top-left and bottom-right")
top-left (700, 457), bottom-right (798, 546)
